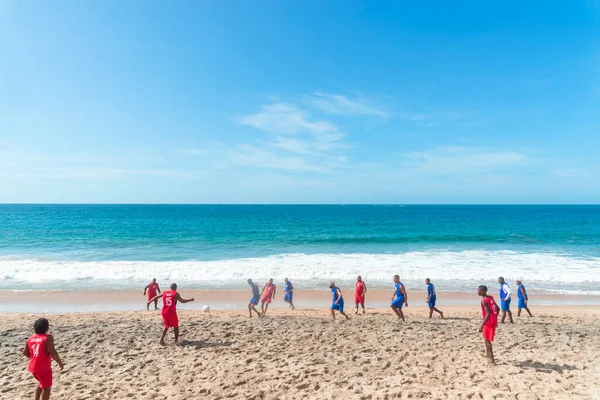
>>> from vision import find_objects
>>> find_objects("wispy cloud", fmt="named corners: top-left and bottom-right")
top-left (308, 93), bottom-right (389, 118)
top-left (239, 103), bottom-right (338, 135)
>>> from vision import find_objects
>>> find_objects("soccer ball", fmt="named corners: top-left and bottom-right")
top-left (203, 305), bottom-right (211, 312)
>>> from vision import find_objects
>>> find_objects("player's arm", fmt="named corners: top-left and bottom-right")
top-left (143, 284), bottom-right (149, 295)
top-left (157, 284), bottom-right (161, 294)
top-left (520, 287), bottom-right (526, 304)
top-left (273, 286), bottom-right (276, 298)
top-left (176, 293), bottom-right (195, 303)
top-left (426, 288), bottom-right (431, 302)
top-left (289, 283), bottom-right (294, 292)
top-left (147, 294), bottom-right (161, 304)
top-left (480, 300), bottom-right (490, 332)
top-left (363, 283), bottom-right (367, 296)
top-left (23, 343), bottom-right (30, 358)
top-left (401, 286), bottom-right (408, 306)
top-left (46, 335), bottom-right (64, 370)
top-left (335, 288), bottom-right (342, 304)
top-left (504, 285), bottom-right (511, 300)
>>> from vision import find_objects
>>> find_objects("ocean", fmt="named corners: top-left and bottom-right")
top-left (0, 205), bottom-right (599, 294)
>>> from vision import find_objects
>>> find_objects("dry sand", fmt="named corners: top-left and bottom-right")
top-left (2, 307), bottom-right (600, 400)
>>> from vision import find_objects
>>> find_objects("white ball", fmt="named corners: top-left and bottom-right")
top-left (203, 305), bottom-right (211, 312)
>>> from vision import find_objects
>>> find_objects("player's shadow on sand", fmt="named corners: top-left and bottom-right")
top-left (180, 340), bottom-right (234, 350)
top-left (516, 361), bottom-right (577, 374)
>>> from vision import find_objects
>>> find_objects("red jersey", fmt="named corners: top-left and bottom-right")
top-left (27, 334), bottom-right (51, 373)
top-left (147, 282), bottom-right (159, 296)
top-left (162, 290), bottom-right (177, 316)
top-left (355, 281), bottom-right (366, 296)
top-left (263, 283), bottom-right (275, 299)
top-left (481, 296), bottom-right (499, 328)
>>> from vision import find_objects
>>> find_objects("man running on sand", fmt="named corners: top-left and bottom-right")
top-left (283, 278), bottom-right (295, 310)
top-left (148, 283), bottom-right (194, 346)
top-left (354, 275), bottom-right (367, 314)
top-left (144, 278), bottom-right (161, 310)
top-left (23, 318), bottom-right (64, 400)
top-left (516, 279), bottom-right (533, 317)
top-left (498, 277), bottom-right (514, 323)
top-left (425, 278), bottom-right (444, 319)
top-left (391, 275), bottom-right (408, 321)
top-left (329, 281), bottom-right (350, 320)
top-left (478, 285), bottom-right (500, 366)
top-left (261, 278), bottom-right (276, 317)
top-left (247, 279), bottom-right (262, 318)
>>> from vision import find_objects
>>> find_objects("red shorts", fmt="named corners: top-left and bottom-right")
top-left (148, 292), bottom-right (157, 301)
top-left (355, 294), bottom-right (365, 305)
top-left (31, 370), bottom-right (52, 389)
top-left (162, 312), bottom-right (179, 329)
top-left (262, 297), bottom-right (272, 304)
top-left (482, 325), bottom-right (496, 342)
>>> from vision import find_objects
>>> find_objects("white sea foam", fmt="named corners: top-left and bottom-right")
top-left (1, 250), bottom-right (599, 292)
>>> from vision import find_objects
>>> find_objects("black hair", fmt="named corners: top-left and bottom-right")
top-left (394, 274), bottom-right (400, 279)
top-left (170, 283), bottom-right (177, 290)
top-left (478, 285), bottom-right (488, 292)
top-left (34, 318), bottom-right (49, 334)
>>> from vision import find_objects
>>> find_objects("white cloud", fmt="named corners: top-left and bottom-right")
top-left (309, 93), bottom-right (388, 118)
top-left (239, 103), bottom-right (338, 135)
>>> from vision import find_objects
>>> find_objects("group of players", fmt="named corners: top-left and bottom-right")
top-left (23, 275), bottom-right (532, 399)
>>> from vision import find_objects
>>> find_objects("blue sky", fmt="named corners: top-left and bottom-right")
top-left (1, 1), bottom-right (599, 203)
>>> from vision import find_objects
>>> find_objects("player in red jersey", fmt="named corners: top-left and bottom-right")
top-left (144, 278), bottom-right (162, 310)
top-left (148, 283), bottom-right (194, 346)
top-left (478, 285), bottom-right (499, 366)
top-left (260, 278), bottom-right (276, 317)
top-left (354, 275), bottom-right (367, 314)
top-left (23, 318), bottom-right (64, 400)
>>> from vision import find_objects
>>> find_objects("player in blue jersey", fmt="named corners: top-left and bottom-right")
top-left (425, 278), bottom-right (444, 319)
top-left (247, 279), bottom-right (262, 318)
top-left (283, 278), bottom-right (295, 310)
top-left (391, 275), bottom-right (408, 321)
top-left (498, 277), bottom-right (514, 324)
top-left (516, 280), bottom-right (533, 317)
top-left (329, 281), bottom-right (349, 320)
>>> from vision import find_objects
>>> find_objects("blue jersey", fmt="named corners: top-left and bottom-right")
top-left (252, 284), bottom-right (260, 298)
top-left (395, 282), bottom-right (404, 300)
top-left (427, 283), bottom-right (436, 298)
top-left (517, 284), bottom-right (528, 301)
top-left (285, 281), bottom-right (292, 292)
top-left (331, 287), bottom-right (343, 303)
top-left (499, 283), bottom-right (511, 301)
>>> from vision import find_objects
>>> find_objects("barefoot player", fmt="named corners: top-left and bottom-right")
top-left (478, 285), bottom-right (499, 366)
top-left (261, 278), bottom-right (276, 317)
top-left (425, 278), bottom-right (443, 318)
top-left (498, 277), bottom-right (514, 323)
top-left (354, 275), bottom-right (367, 314)
top-left (23, 318), bottom-right (64, 400)
top-left (329, 281), bottom-right (349, 320)
top-left (144, 278), bottom-right (161, 310)
top-left (283, 278), bottom-right (295, 310)
top-left (148, 283), bottom-right (194, 346)
top-left (391, 275), bottom-right (408, 321)
top-left (516, 279), bottom-right (533, 317)
top-left (247, 279), bottom-right (262, 318)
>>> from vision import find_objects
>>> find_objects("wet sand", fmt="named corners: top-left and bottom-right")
top-left (2, 306), bottom-right (600, 399)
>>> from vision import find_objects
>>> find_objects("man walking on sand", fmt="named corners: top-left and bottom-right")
top-left (329, 281), bottom-right (350, 320)
top-left (478, 285), bottom-right (499, 366)
top-left (498, 277), bottom-right (514, 323)
top-left (247, 279), bottom-right (262, 318)
top-left (425, 278), bottom-right (443, 319)
top-left (516, 279), bottom-right (533, 317)
top-left (354, 275), bottom-right (367, 314)
top-left (23, 318), bottom-right (64, 400)
top-left (391, 275), bottom-right (408, 321)
top-left (144, 278), bottom-right (161, 310)
top-left (148, 283), bottom-right (194, 346)
top-left (283, 278), bottom-right (295, 310)
top-left (261, 278), bottom-right (276, 317)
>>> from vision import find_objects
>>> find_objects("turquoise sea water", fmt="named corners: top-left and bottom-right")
top-left (1, 205), bottom-right (599, 293)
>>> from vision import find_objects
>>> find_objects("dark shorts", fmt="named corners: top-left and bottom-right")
top-left (250, 295), bottom-right (260, 306)
top-left (391, 298), bottom-right (404, 309)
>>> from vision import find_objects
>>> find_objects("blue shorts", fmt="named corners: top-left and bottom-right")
top-left (428, 296), bottom-right (436, 309)
top-left (284, 292), bottom-right (293, 302)
top-left (500, 298), bottom-right (511, 311)
top-left (518, 299), bottom-right (527, 309)
top-left (250, 295), bottom-right (260, 306)
top-left (391, 297), bottom-right (404, 309)
top-left (331, 302), bottom-right (344, 313)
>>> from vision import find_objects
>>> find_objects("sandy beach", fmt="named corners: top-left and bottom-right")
top-left (2, 305), bottom-right (600, 399)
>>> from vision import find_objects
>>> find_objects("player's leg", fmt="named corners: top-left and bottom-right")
top-left (507, 310), bottom-right (514, 323)
top-left (429, 307), bottom-right (433, 319)
top-left (35, 386), bottom-right (42, 400)
top-left (154, 299), bottom-right (159, 310)
top-left (331, 308), bottom-right (336, 320)
top-left (500, 310), bottom-right (506, 323)
top-left (433, 307), bottom-right (443, 318)
top-left (525, 307), bottom-right (533, 317)
top-left (248, 303), bottom-right (253, 318)
top-left (41, 388), bottom-right (51, 400)
top-left (160, 327), bottom-right (169, 346)
top-left (485, 340), bottom-right (495, 365)
top-left (518, 307), bottom-right (522, 317)
top-left (174, 327), bottom-right (180, 345)
top-left (340, 311), bottom-right (350, 320)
